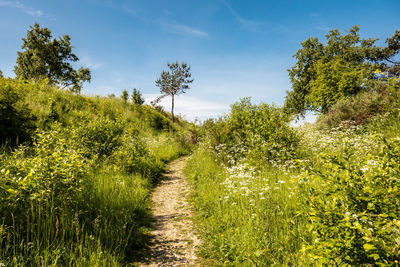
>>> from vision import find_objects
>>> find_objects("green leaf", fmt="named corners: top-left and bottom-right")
top-left (363, 243), bottom-right (376, 251)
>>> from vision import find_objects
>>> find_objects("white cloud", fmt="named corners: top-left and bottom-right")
top-left (0, 0), bottom-right (43, 16)
top-left (144, 94), bottom-right (229, 121)
top-left (80, 54), bottom-right (103, 70)
top-left (161, 23), bottom-right (208, 38)
top-left (221, 0), bottom-right (268, 33)
top-left (122, 5), bottom-right (208, 38)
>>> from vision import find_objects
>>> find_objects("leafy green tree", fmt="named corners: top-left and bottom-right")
top-left (284, 26), bottom-right (400, 117)
top-left (121, 89), bottom-right (129, 104)
top-left (155, 61), bottom-right (193, 122)
top-left (132, 88), bottom-right (145, 105)
top-left (14, 23), bottom-right (91, 93)
top-left (0, 70), bottom-right (3, 77)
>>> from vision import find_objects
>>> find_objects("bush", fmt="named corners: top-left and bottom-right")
top-left (316, 82), bottom-right (391, 129)
top-left (0, 123), bottom-right (89, 226)
top-left (215, 98), bottom-right (299, 165)
top-left (76, 117), bottom-right (124, 159)
top-left (298, 125), bottom-right (400, 265)
top-left (0, 78), bottom-right (36, 146)
top-left (108, 134), bottom-right (163, 181)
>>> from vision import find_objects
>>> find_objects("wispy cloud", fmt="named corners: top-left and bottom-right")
top-left (161, 23), bottom-right (208, 38)
top-left (309, 12), bottom-right (331, 32)
top-left (0, 0), bottom-right (43, 16)
top-left (80, 54), bottom-right (103, 70)
top-left (316, 25), bottom-right (332, 32)
top-left (122, 5), bottom-right (208, 38)
top-left (221, 0), bottom-right (269, 33)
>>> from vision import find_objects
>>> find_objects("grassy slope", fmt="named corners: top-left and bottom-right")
top-left (185, 108), bottom-right (400, 265)
top-left (0, 78), bottom-right (192, 266)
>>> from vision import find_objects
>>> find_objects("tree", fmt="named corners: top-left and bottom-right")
top-left (121, 89), bottom-right (129, 104)
top-left (284, 26), bottom-right (400, 118)
top-left (0, 70), bottom-right (3, 77)
top-left (155, 61), bottom-right (193, 122)
top-left (132, 88), bottom-right (145, 105)
top-left (14, 23), bottom-right (91, 93)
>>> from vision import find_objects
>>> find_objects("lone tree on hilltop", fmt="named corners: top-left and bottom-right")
top-left (155, 61), bottom-right (193, 122)
top-left (14, 23), bottom-right (91, 93)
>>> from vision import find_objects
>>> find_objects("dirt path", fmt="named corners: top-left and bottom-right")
top-left (140, 156), bottom-right (200, 267)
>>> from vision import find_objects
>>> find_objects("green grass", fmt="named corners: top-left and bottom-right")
top-left (185, 147), bottom-right (310, 266)
top-left (0, 77), bottom-right (192, 266)
top-left (185, 109), bottom-right (400, 265)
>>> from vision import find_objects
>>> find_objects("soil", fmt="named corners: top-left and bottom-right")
top-left (139, 156), bottom-right (200, 267)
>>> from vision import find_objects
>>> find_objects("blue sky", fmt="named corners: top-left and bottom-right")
top-left (1, 0), bottom-right (399, 121)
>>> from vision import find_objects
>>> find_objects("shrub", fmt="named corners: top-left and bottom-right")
top-left (0, 123), bottom-right (89, 226)
top-left (108, 134), bottom-right (163, 181)
top-left (75, 117), bottom-right (124, 159)
top-left (0, 78), bottom-right (36, 146)
top-left (316, 82), bottom-right (391, 129)
top-left (218, 98), bottom-right (299, 164)
top-left (302, 133), bottom-right (400, 265)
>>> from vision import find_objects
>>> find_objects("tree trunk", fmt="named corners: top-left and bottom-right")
top-left (171, 94), bottom-right (175, 122)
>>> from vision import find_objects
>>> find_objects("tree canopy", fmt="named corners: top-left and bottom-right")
top-left (121, 89), bottom-right (129, 104)
top-left (284, 26), bottom-right (400, 117)
top-left (14, 23), bottom-right (91, 93)
top-left (132, 88), bottom-right (145, 105)
top-left (155, 61), bottom-right (193, 122)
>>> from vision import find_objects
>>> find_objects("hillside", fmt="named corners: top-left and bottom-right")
top-left (0, 77), bottom-right (194, 265)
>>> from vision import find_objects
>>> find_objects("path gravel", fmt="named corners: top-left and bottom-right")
top-left (140, 156), bottom-right (200, 267)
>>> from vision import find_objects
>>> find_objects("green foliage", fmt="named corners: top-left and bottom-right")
top-left (14, 23), bottom-right (91, 93)
top-left (0, 78), bottom-right (193, 265)
top-left (297, 123), bottom-right (400, 265)
top-left (132, 88), bottom-right (145, 105)
top-left (76, 117), bottom-right (124, 159)
top-left (108, 134), bottom-right (163, 181)
top-left (155, 61), bottom-right (193, 122)
top-left (285, 26), bottom-right (399, 117)
top-left (0, 77), bottom-right (36, 146)
top-left (316, 83), bottom-right (390, 129)
top-left (1, 124), bottom-right (88, 215)
top-left (185, 145), bottom-right (310, 266)
top-left (187, 86), bottom-right (400, 266)
top-left (209, 98), bottom-right (298, 164)
top-left (121, 89), bottom-right (129, 104)
top-left (309, 57), bottom-right (373, 113)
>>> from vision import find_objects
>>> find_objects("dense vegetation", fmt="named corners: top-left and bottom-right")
top-left (284, 26), bottom-right (399, 117)
top-left (185, 28), bottom-right (400, 266)
top-left (2, 22), bottom-right (400, 266)
top-left (0, 77), bottom-right (192, 265)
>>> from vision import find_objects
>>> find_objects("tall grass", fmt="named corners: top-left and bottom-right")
top-left (185, 98), bottom-right (400, 265)
top-left (185, 147), bottom-right (310, 266)
top-left (0, 77), bottom-right (192, 265)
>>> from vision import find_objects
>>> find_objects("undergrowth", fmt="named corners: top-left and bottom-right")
top-left (185, 93), bottom-right (400, 265)
top-left (0, 77), bottom-right (191, 266)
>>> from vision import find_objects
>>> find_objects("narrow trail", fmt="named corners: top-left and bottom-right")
top-left (140, 156), bottom-right (200, 267)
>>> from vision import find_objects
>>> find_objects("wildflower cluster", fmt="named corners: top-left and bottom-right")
top-left (297, 122), bottom-right (400, 265)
